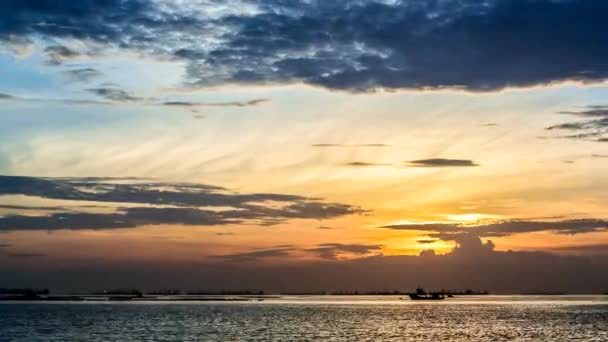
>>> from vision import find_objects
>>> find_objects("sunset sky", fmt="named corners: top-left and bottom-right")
top-left (1, 0), bottom-right (607, 293)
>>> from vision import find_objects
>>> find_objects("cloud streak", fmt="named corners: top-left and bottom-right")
top-left (213, 243), bottom-right (383, 262)
top-left (408, 159), bottom-right (479, 167)
top-left (0, 175), bottom-right (365, 231)
top-left (382, 219), bottom-right (608, 240)
top-left (546, 105), bottom-right (608, 142)
top-left (0, 90), bottom-right (269, 109)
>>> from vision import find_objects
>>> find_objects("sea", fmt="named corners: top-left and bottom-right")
top-left (1, 295), bottom-right (607, 341)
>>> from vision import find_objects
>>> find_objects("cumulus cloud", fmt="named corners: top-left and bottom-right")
top-left (3, 1), bottom-right (608, 92)
top-left (408, 159), bottom-right (479, 167)
top-left (0, 175), bottom-right (364, 231)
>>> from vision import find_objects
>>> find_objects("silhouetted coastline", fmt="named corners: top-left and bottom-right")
top-left (0, 287), bottom-right (500, 302)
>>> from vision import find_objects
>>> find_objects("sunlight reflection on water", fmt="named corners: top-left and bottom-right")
top-left (1, 296), bottom-right (607, 341)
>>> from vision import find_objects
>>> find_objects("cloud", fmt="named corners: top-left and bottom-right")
top-left (4, 1), bottom-right (608, 92)
top-left (44, 45), bottom-right (81, 65)
top-left (545, 106), bottom-right (608, 142)
top-left (212, 247), bottom-right (294, 262)
top-left (0, 175), bottom-right (364, 231)
top-left (313, 144), bottom-right (387, 147)
top-left (213, 243), bottom-right (383, 262)
top-left (547, 244), bottom-right (608, 255)
top-left (63, 68), bottom-right (103, 82)
top-left (162, 98), bottom-right (269, 108)
top-left (0, 90), bottom-right (269, 109)
top-left (343, 161), bottom-right (388, 167)
top-left (408, 159), bottom-right (479, 167)
top-left (86, 87), bottom-right (141, 102)
top-left (416, 239), bottom-right (438, 244)
top-left (4, 252), bottom-right (46, 258)
top-left (0, 35), bottom-right (33, 56)
top-left (382, 219), bottom-right (608, 240)
top-left (306, 243), bottom-right (383, 260)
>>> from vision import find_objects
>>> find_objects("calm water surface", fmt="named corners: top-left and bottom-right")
top-left (1, 296), bottom-right (607, 341)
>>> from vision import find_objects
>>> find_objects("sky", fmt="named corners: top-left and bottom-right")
top-left (0, 0), bottom-right (607, 293)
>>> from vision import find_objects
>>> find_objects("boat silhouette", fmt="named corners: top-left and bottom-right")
top-left (408, 287), bottom-right (445, 300)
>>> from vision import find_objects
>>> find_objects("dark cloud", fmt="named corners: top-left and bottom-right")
top-left (214, 243), bottom-right (382, 262)
top-left (382, 219), bottom-right (608, 239)
top-left (162, 98), bottom-right (269, 108)
top-left (86, 87), bottom-right (141, 102)
top-left (408, 159), bottom-right (479, 167)
top-left (592, 154), bottom-right (608, 158)
top-left (0, 90), bottom-right (268, 110)
top-left (416, 239), bottom-right (438, 244)
top-left (212, 247), bottom-right (294, 262)
top-left (44, 45), bottom-right (80, 65)
top-left (546, 106), bottom-right (608, 142)
top-left (63, 68), bottom-right (103, 82)
top-left (0, 91), bottom-right (110, 105)
top-left (307, 243), bottom-right (383, 260)
top-left (0, 175), bottom-right (364, 231)
top-left (4, 252), bottom-right (46, 258)
top-left (0, 204), bottom-right (68, 211)
top-left (4, 1), bottom-right (607, 92)
top-left (547, 244), bottom-right (608, 255)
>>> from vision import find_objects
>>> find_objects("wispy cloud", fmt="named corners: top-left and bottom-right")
top-left (44, 45), bottom-right (81, 66)
top-left (382, 219), bottom-right (608, 240)
top-left (0, 176), bottom-right (365, 231)
top-left (408, 159), bottom-right (479, 167)
top-left (211, 247), bottom-right (294, 262)
top-left (313, 144), bottom-right (387, 148)
top-left (86, 87), bottom-right (141, 102)
top-left (306, 243), bottom-right (383, 260)
top-left (162, 98), bottom-right (269, 108)
top-left (213, 243), bottom-right (383, 262)
top-left (342, 161), bottom-right (390, 167)
top-left (0, 90), bottom-right (269, 110)
top-left (545, 106), bottom-right (608, 142)
top-left (63, 68), bottom-right (103, 82)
